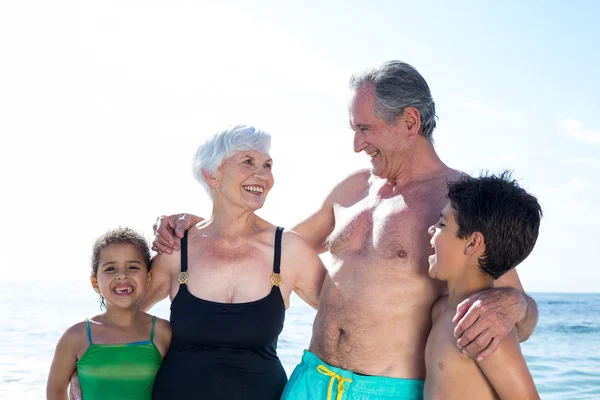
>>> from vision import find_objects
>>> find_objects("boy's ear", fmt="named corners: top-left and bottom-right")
top-left (202, 169), bottom-right (220, 189)
top-left (464, 232), bottom-right (485, 255)
top-left (90, 276), bottom-right (100, 294)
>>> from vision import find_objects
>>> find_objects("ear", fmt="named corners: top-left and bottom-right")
top-left (464, 232), bottom-right (485, 255)
top-left (146, 270), bottom-right (152, 286)
top-left (90, 276), bottom-right (101, 294)
top-left (402, 107), bottom-right (422, 139)
top-left (202, 169), bottom-right (220, 189)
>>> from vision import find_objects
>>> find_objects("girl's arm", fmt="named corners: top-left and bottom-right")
top-left (47, 324), bottom-right (84, 400)
top-left (477, 329), bottom-right (540, 400)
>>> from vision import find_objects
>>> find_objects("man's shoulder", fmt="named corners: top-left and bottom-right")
top-left (336, 168), bottom-right (372, 186)
top-left (417, 168), bottom-right (466, 195)
top-left (445, 168), bottom-right (467, 182)
top-left (330, 169), bottom-right (372, 197)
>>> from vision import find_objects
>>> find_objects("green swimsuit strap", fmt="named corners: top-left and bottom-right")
top-left (150, 315), bottom-right (156, 341)
top-left (85, 319), bottom-right (93, 344)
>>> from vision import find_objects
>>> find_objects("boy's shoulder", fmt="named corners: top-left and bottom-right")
top-left (431, 295), bottom-right (449, 323)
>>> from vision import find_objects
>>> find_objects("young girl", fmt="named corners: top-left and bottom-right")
top-left (47, 227), bottom-right (171, 400)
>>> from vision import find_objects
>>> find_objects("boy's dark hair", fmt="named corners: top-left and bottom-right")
top-left (91, 227), bottom-right (152, 277)
top-left (447, 171), bottom-right (542, 279)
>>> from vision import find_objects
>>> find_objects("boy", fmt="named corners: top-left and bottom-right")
top-left (425, 171), bottom-right (542, 399)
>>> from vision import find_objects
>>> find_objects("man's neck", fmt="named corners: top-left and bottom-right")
top-left (388, 141), bottom-right (449, 188)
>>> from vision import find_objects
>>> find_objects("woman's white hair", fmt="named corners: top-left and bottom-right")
top-left (192, 124), bottom-right (271, 199)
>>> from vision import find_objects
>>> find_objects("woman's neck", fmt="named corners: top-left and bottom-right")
top-left (203, 201), bottom-right (261, 238)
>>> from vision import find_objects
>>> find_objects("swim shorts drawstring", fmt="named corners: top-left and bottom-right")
top-left (317, 364), bottom-right (353, 400)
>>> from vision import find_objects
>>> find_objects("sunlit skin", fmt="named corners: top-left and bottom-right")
top-left (428, 203), bottom-right (474, 282)
top-left (92, 243), bottom-right (151, 314)
top-left (152, 84), bottom-right (538, 379)
top-left (141, 146), bottom-right (325, 312)
top-left (208, 150), bottom-right (274, 216)
top-left (424, 202), bottom-right (540, 399)
top-left (350, 84), bottom-right (422, 185)
top-left (300, 85), bottom-right (460, 377)
top-left (46, 243), bottom-right (172, 400)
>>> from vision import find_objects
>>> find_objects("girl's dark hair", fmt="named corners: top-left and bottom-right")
top-left (91, 227), bottom-right (151, 277)
top-left (447, 171), bottom-right (542, 279)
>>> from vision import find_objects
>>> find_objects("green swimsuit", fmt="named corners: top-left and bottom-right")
top-left (76, 316), bottom-right (163, 400)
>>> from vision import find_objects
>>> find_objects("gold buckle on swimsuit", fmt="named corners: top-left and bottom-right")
top-left (270, 272), bottom-right (283, 287)
top-left (177, 272), bottom-right (188, 285)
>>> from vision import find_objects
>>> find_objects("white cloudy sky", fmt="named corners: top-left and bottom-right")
top-left (1, 1), bottom-right (598, 292)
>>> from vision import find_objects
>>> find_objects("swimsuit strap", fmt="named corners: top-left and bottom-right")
top-left (273, 226), bottom-right (284, 274)
top-left (150, 315), bottom-right (156, 341)
top-left (177, 230), bottom-right (190, 286)
top-left (181, 230), bottom-right (188, 273)
top-left (85, 319), bottom-right (93, 345)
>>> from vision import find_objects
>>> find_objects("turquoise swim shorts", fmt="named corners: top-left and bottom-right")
top-left (281, 350), bottom-right (424, 400)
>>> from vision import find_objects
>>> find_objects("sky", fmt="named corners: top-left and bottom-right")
top-left (1, 1), bottom-right (598, 292)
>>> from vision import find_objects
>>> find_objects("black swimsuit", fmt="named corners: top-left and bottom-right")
top-left (153, 227), bottom-right (288, 400)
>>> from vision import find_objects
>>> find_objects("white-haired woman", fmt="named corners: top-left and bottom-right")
top-left (145, 125), bottom-right (326, 399)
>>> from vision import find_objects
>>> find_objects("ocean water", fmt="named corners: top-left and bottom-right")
top-left (1, 281), bottom-right (598, 399)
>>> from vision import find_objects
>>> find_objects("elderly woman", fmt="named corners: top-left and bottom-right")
top-left (144, 125), bottom-right (326, 399)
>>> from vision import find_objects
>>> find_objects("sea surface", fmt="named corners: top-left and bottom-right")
top-left (1, 280), bottom-right (598, 399)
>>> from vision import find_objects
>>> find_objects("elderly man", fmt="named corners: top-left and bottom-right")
top-left (153, 61), bottom-right (537, 400)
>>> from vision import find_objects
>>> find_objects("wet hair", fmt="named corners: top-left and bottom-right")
top-left (91, 227), bottom-right (152, 278)
top-left (192, 124), bottom-right (271, 199)
top-left (447, 171), bottom-right (542, 279)
top-left (349, 60), bottom-right (437, 142)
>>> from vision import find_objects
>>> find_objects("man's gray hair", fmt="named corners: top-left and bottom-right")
top-left (192, 124), bottom-right (271, 199)
top-left (349, 60), bottom-right (437, 141)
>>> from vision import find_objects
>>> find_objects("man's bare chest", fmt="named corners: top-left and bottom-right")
top-left (328, 192), bottom-right (439, 260)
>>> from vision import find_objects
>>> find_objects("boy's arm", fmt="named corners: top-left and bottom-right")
top-left (478, 329), bottom-right (540, 400)
top-left (47, 326), bottom-right (81, 400)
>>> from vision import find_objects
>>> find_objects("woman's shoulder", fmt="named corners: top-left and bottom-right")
top-left (281, 228), bottom-right (309, 247)
top-left (280, 229), bottom-right (319, 261)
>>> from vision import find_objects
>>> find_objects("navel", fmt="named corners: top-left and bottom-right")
top-left (438, 362), bottom-right (444, 370)
top-left (396, 249), bottom-right (408, 258)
